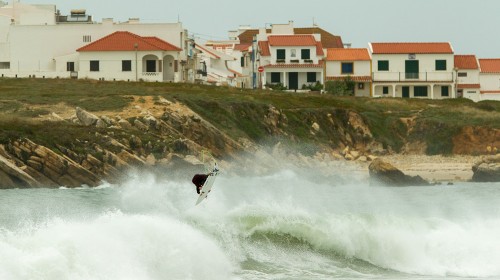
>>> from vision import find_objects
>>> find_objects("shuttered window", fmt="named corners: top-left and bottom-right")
top-left (307, 72), bottom-right (317, 83)
top-left (122, 60), bottom-right (131, 71)
top-left (276, 49), bottom-right (286, 60)
top-left (301, 49), bottom-right (310, 59)
top-left (414, 86), bottom-right (428, 97)
top-left (378, 60), bottom-right (389, 71)
top-left (90, 60), bottom-right (99, 72)
top-left (441, 86), bottom-right (449, 96)
top-left (436, 60), bottom-right (447, 71)
top-left (271, 72), bottom-right (281, 83)
top-left (341, 62), bottom-right (354, 74)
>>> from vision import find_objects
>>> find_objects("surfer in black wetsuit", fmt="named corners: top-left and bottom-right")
top-left (192, 174), bottom-right (209, 194)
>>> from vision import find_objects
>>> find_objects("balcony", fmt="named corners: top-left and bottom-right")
top-left (373, 71), bottom-right (454, 82)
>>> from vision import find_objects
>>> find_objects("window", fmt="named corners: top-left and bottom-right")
top-left (122, 60), bottom-right (132, 72)
top-left (90, 60), bottom-right (99, 72)
top-left (383, 86), bottom-right (389, 94)
top-left (271, 72), bottom-right (281, 83)
top-left (146, 60), bottom-right (156, 72)
top-left (435, 60), bottom-right (447, 71)
top-left (307, 72), bottom-right (317, 83)
top-left (0, 62), bottom-right (10, 69)
top-left (441, 86), bottom-right (449, 96)
top-left (83, 35), bottom-right (92, 42)
top-left (66, 62), bottom-right (75, 71)
top-left (414, 86), bottom-right (428, 97)
top-left (458, 72), bottom-right (467, 77)
top-left (378, 60), bottom-right (389, 71)
top-left (291, 49), bottom-right (296, 57)
top-left (301, 49), bottom-right (310, 59)
top-left (276, 49), bottom-right (286, 60)
top-left (341, 62), bottom-right (354, 74)
top-left (240, 56), bottom-right (245, 67)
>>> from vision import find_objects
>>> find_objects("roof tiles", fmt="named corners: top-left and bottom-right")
top-left (371, 42), bottom-right (453, 54)
top-left (268, 35), bottom-right (317, 47)
top-left (77, 31), bottom-right (181, 52)
top-left (479, 59), bottom-right (500, 73)
top-left (454, 55), bottom-right (479, 70)
top-left (327, 48), bottom-right (370, 61)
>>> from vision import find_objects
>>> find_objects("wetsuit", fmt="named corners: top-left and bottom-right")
top-left (192, 174), bottom-right (209, 194)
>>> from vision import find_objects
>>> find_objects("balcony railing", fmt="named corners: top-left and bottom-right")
top-left (373, 71), bottom-right (454, 82)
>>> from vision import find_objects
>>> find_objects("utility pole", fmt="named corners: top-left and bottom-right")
top-left (252, 35), bottom-right (256, 89)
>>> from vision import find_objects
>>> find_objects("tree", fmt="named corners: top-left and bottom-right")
top-left (325, 76), bottom-right (355, 96)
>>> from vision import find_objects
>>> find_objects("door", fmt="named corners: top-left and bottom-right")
top-left (405, 60), bottom-right (419, 79)
top-left (288, 72), bottom-right (298, 90)
top-left (402, 86), bottom-right (410, 98)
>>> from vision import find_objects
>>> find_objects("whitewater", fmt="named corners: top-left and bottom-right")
top-left (1, 165), bottom-right (500, 280)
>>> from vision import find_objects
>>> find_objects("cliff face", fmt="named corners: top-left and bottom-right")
top-left (0, 88), bottom-right (498, 188)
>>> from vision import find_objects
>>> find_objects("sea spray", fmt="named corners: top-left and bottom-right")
top-left (1, 163), bottom-right (500, 279)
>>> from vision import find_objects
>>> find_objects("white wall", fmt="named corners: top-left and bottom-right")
top-left (355, 82), bottom-right (370, 97)
top-left (326, 60), bottom-right (371, 76)
top-left (457, 69), bottom-right (480, 84)
top-left (1, 20), bottom-right (185, 75)
top-left (463, 90), bottom-right (480, 102)
top-left (269, 46), bottom-right (319, 64)
top-left (78, 50), bottom-right (178, 82)
top-left (372, 53), bottom-right (454, 81)
top-left (480, 73), bottom-right (500, 91)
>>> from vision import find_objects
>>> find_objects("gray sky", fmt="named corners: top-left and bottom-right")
top-left (17, 0), bottom-right (500, 58)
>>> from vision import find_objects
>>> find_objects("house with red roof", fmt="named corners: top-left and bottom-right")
top-left (479, 59), bottom-right (500, 101)
top-left (369, 42), bottom-right (455, 99)
top-left (325, 48), bottom-right (372, 97)
top-left (454, 55), bottom-right (481, 101)
top-left (76, 31), bottom-right (182, 82)
top-left (255, 22), bottom-right (327, 90)
top-left (0, 2), bottom-right (193, 81)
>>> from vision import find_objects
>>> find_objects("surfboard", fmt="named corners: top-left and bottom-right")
top-left (195, 163), bottom-right (219, 205)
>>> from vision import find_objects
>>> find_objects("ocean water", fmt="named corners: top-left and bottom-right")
top-left (1, 167), bottom-right (500, 280)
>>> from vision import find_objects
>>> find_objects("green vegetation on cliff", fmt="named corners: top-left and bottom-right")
top-left (1, 78), bottom-right (499, 156)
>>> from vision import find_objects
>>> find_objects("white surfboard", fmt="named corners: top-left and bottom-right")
top-left (195, 163), bottom-right (219, 205)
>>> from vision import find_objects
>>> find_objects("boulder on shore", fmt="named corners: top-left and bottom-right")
top-left (472, 154), bottom-right (500, 182)
top-left (369, 158), bottom-right (430, 186)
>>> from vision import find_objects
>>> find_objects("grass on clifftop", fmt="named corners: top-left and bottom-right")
top-left (0, 78), bottom-right (499, 155)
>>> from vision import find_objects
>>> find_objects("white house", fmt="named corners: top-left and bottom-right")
top-left (0, 2), bottom-right (193, 82)
top-left (76, 31), bottom-right (181, 82)
top-left (454, 55), bottom-right (481, 101)
top-left (479, 59), bottom-right (500, 101)
top-left (256, 22), bottom-right (326, 90)
top-left (325, 48), bottom-right (372, 97)
top-left (196, 41), bottom-right (252, 88)
top-left (370, 42), bottom-right (455, 99)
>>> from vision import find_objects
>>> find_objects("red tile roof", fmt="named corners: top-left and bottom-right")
top-left (316, 42), bottom-right (324, 56)
top-left (238, 27), bottom-right (344, 49)
top-left (234, 43), bottom-right (251, 52)
top-left (268, 35), bottom-right (317, 46)
top-left (259, 41), bottom-right (271, 56)
top-left (479, 59), bottom-right (500, 73)
top-left (371, 42), bottom-right (453, 54)
top-left (454, 55), bottom-right (479, 69)
top-left (327, 48), bottom-right (370, 61)
top-left (457, 84), bottom-right (481, 89)
top-left (326, 76), bottom-right (372, 82)
top-left (77, 31), bottom-right (181, 52)
top-left (481, 91), bottom-right (500, 94)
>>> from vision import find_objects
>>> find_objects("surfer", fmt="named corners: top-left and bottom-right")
top-left (192, 173), bottom-right (209, 194)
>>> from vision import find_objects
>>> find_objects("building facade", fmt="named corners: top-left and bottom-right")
top-left (0, 2), bottom-right (193, 82)
top-left (325, 48), bottom-right (372, 97)
top-left (479, 59), bottom-right (500, 101)
top-left (454, 55), bottom-right (481, 101)
top-left (370, 42), bottom-right (455, 99)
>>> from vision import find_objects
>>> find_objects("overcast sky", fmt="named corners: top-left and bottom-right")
top-left (16, 0), bottom-right (500, 58)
